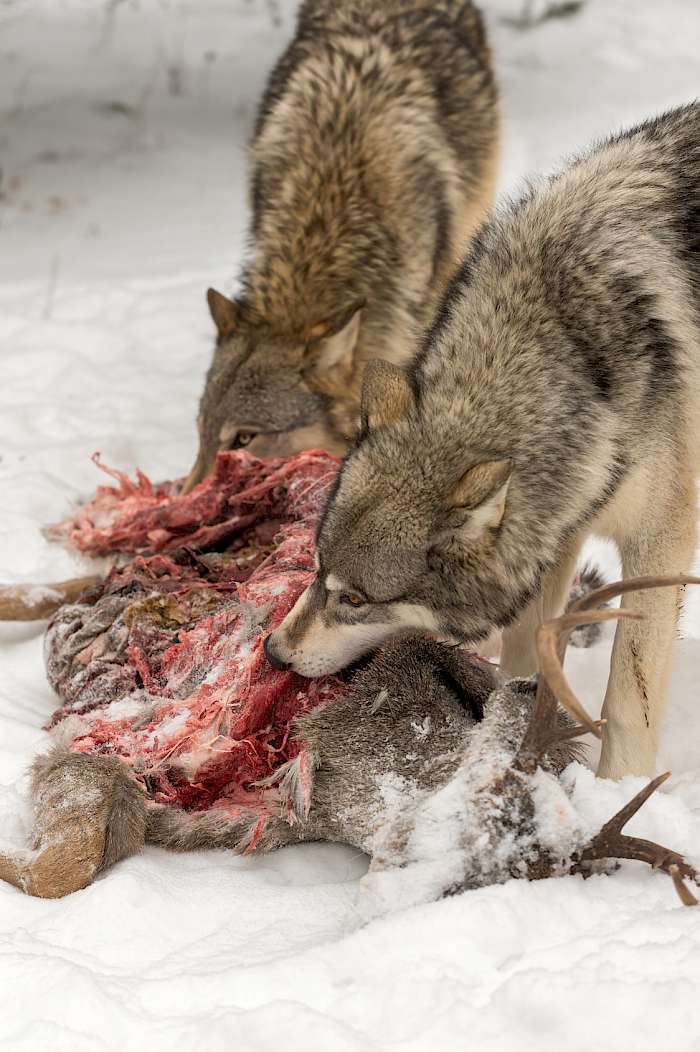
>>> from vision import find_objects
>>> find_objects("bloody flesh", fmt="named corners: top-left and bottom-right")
top-left (46, 450), bottom-right (345, 818)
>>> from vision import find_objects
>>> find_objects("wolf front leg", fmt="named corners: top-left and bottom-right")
top-left (500, 541), bottom-right (583, 678)
top-left (598, 491), bottom-right (697, 780)
top-left (0, 750), bottom-right (146, 898)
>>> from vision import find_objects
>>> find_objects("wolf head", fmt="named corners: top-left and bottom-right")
top-left (265, 361), bottom-right (538, 677)
top-left (182, 289), bottom-right (363, 492)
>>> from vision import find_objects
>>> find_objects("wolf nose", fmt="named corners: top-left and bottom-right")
top-left (264, 633), bottom-right (291, 671)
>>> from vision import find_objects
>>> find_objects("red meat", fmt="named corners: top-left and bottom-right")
top-left (45, 450), bottom-right (345, 818)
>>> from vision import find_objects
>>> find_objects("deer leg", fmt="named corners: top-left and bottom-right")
top-left (500, 539), bottom-right (583, 677)
top-left (0, 750), bottom-right (146, 898)
top-left (598, 483), bottom-right (696, 779)
top-left (0, 577), bottom-right (102, 621)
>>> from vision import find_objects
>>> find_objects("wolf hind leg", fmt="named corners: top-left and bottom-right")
top-left (598, 475), bottom-right (697, 779)
top-left (0, 750), bottom-right (146, 898)
top-left (500, 539), bottom-right (584, 678)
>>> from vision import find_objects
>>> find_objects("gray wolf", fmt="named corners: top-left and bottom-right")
top-left (183, 0), bottom-right (499, 490)
top-left (266, 103), bottom-right (700, 780)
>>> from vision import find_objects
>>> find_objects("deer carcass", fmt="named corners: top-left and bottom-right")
top-left (0, 573), bottom-right (697, 908)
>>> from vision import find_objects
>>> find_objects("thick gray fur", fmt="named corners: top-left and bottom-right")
top-left (270, 103), bottom-right (700, 780)
top-left (186, 0), bottom-right (499, 483)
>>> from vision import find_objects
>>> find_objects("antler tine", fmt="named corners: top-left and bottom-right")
top-left (600, 770), bottom-right (673, 832)
top-left (576, 772), bottom-right (699, 907)
top-left (568, 574), bottom-right (700, 617)
top-left (536, 608), bottom-right (643, 737)
top-left (514, 609), bottom-right (636, 772)
top-left (520, 575), bottom-right (700, 766)
top-left (515, 574), bottom-right (700, 900)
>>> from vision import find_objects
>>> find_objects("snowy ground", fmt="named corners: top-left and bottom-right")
top-left (1, 1), bottom-right (700, 1049)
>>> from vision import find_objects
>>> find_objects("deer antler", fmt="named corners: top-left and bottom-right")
top-left (568, 573), bottom-right (700, 619)
top-left (0, 576), bottom-right (102, 621)
top-left (515, 607), bottom-right (638, 773)
top-left (533, 607), bottom-right (641, 741)
top-left (520, 573), bottom-right (700, 758)
top-left (522, 573), bottom-right (700, 905)
top-left (574, 771), bottom-right (699, 905)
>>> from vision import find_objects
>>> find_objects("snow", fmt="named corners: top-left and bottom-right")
top-left (2, 0), bottom-right (700, 1048)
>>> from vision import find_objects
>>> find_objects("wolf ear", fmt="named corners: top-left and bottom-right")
top-left (207, 288), bottom-right (240, 339)
top-left (449, 459), bottom-right (512, 538)
top-left (307, 303), bottom-right (363, 374)
top-left (360, 360), bottom-right (415, 432)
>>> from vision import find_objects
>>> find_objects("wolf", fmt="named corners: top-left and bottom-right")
top-left (265, 103), bottom-right (700, 781)
top-left (182, 0), bottom-right (499, 490)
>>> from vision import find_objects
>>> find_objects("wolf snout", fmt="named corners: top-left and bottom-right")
top-left (263, 632), bottom-right (291, 671)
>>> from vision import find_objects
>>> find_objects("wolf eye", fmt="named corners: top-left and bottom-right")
top-left (339, 592), bottom-right (365, 607)
top-left (230, 431), bottom-right (255, 449)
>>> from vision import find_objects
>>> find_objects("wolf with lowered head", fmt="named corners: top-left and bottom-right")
top-left (266, 103), bottom-right (700, 781)
top-left (183, 0), bottom-right (499, 489)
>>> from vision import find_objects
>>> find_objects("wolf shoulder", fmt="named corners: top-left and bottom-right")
top-left (415, 102), bottom-right (700, 417)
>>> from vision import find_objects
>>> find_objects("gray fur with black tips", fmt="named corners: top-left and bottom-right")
top-left (269, 103), bottom-right (700, 780)
top-left (185, 0), bottom-right (499, 486)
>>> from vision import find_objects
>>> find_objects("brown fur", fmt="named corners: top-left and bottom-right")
top-left (3, 585), bottom-right (695, 903)
top-left (1, 640), bottom-right (580, 897)
top-left (185, 0), bottom-right (499, 487)
top-left (0, 750), bottom-right (146, 898)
